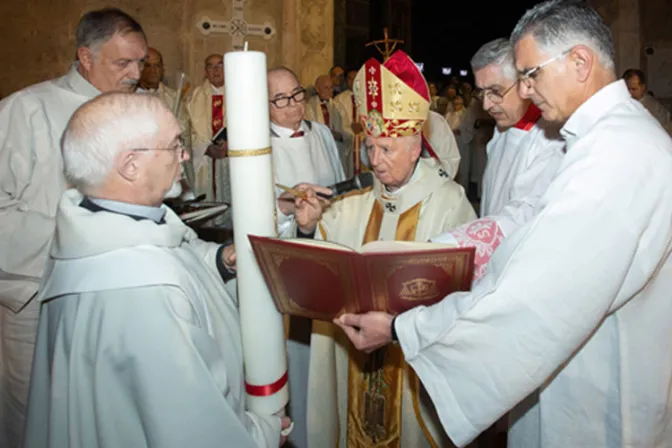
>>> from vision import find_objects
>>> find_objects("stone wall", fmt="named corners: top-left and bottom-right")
top-left (0, 0), bottom-right (333, 98)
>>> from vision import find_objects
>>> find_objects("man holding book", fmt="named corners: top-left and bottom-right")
top-left (293, 50), bottom-right (476, 448)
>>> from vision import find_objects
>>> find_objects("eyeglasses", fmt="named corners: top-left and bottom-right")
top-left (518, 49), bottom-right (571, 87)
top-left (474, 82), bottom-right (517, 104)
top-left (132, 136), bottom-right (187, 158)
top-left (206, 63), bottom-right (224, 70)
top-left (270, 89), bottom-right (307, 108)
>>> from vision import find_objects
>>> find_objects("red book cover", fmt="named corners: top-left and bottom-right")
top-left (249, 235), bottom-right (474, 321)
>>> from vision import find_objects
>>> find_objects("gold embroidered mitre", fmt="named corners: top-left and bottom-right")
top-left (353, 50), bottom-right (430, 138)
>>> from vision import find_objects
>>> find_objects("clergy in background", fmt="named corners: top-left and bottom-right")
top-left (432, 37), bottom-right (565, 278)
top-left (622, 68), bottom-right (672, 133)
top-left (186, 54), bottom-right (230, 211)
top-left (294, 51), bottom-right (476, 448)
top-left (333, 69), bottom-right (361, 177)
top-left (0, 8), bottom-right (148, 447)
top-left (267, 66), bottom-right (344, 448)
top-left (305, 74), bottom-right (343, 143)
top-left (137, 47), bottom-right (194, 187)
top-left (24, 92), bottom-right (289, 448)
top-left (335, 1), bottom-right (672, 446)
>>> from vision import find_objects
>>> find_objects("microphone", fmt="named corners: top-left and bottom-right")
top-left (317, 172), bottom-right (374, 199)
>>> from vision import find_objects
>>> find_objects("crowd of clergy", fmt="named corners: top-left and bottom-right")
top-left (1, 0), bottom-right (672, 447)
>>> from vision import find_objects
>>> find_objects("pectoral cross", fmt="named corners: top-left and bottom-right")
top-left (385, 202), bottom-right (396, 212)
top-left (366, 27), bottom-right (404, 61)
top-left (197, 0), bottom-right (276, 50)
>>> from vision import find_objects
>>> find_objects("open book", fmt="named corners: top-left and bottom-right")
top-left (249, 235), bottom-right (474, 321)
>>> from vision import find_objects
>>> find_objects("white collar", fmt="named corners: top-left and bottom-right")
top-left (271, 120), bottom-right (309, 138)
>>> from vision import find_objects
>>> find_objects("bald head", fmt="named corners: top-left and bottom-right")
top-left (315, 74), bottom-right (333, 100)
top-left (139, 47), bottom-right (164, 89)
top-left (61, 92), bottom-right (180, 194)
top-left (268, 66), bottom-right (305, 130)
top-left (205, 53), bottom-right (224, 87)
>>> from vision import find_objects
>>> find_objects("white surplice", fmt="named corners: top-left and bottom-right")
top-left (271, 119), bottom-right (344, 448)
top-left (24, 190), bottom-right (281, 448)
top-left (396, 80), bottom-right (672, 447)
top-left (305, 158), bottom-right (476, 448)
top-left (185, 79), bottom-right (230, 208)
top-left (0, 65), bottom-right (100, 448)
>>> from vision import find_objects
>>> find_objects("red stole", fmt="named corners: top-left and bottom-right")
top-left (320, 101), bottom-right (330, 127)
top-left (211, 94), bottom-right (224, 199)
top-left (514, 103), bottom-right (542, 131)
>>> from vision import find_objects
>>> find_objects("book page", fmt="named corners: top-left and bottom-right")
top-left (360, 240), bottom-right (457, 253)
top-left (284, 238), bottom-right (356, 252)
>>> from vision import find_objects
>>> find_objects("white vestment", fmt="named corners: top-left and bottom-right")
top-left (332, 89), bottom-right (359, 177)
top-left (186, 79), bottom-right (230, 209)
top-left (0, 65), bottom-right (99, 448)
top-left (306, 158), bottom-right (476, 448)
top-left (271, 119), bottom-right (344, 448)
top-left (305, 95), bottom-right (349, 176)
top-left (24, 190), bottom-right (281, 448)
top-left (397, 81), bottom-right (672, 447)
top-left (639, 94), bottom-right (671, 133)
top-left (480, 115), bottom-right (564, 228)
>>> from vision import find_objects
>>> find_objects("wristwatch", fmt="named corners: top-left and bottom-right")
top-left (391, 315), bottom-right (398, 342)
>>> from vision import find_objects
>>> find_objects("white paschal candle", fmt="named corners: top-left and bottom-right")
top-left (224, 49), bottom-right (289, 414)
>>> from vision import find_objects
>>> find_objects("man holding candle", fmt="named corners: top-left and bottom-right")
top-left (293, 51), bottom-right (476, 448)
top-left (23, 92), bottom-right (290, 447)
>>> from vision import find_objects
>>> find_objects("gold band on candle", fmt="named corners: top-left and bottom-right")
top-left (229, 147), bottom-right (272, 157)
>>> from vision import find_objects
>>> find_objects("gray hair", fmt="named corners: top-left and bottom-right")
top-left (76, 8), bottom-right (145, 51)
top-left (510, 0), bottom-right (615, 71)
top-left (470, 38), bottom-right (517, 81)
top-left (62, 92), bottom-right (170, 191)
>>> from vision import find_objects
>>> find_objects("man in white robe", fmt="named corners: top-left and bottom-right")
top-left (335, 2), bottom-right (672, 447)
top-left (305, 74), bottom-right (346, 169)
top-left (0, 9), bottom-right (148, 447)
top-left (267, 66), bottom-right (345, 448)
top-left (333, 69), bottom-right (361, 177)
top-left (24, 92), bottom-right (290, 448)
top-left (622, 68), bottom-right (672, 133)
top-left (432, 38), bottom-right (565, 279)
top-left (186, 54), bottom-right (230, 211)
top-left (293, 51), bottom-right (476, 448)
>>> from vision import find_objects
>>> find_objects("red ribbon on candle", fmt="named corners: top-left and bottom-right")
top-left (245, 371), bottom-right (289, 397)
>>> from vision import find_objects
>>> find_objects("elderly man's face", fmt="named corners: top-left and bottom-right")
top-left (475, 64), bottom-right (526, 129)
top-left (82, 31), bottom-right (148, 93)
top-left (366, 135), bottom-right (421, 190)
top-left (269, 71), bottom-right (305, 129)
top-left (206, 55), bottom-right (224, 87)
top-left (625, 75), bottom-right (646, 100)
top-left (139, 111), bottom-right (188, 203)
top-left (316, 76), bottom-right (334, 100)
top-left (515, 35), bottom-right (573, 123)
top-left (140, 49), bottom-right (163, 89)
top-left (331, 67), bottom-right (344, 88)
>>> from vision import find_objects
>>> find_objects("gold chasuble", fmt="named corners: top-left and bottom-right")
top-left (306, 158), bottom-right (476, 447)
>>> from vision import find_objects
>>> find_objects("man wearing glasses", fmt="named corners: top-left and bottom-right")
top-left (186, 54), bottom-right (231, 215)
top-left (0, 8), bottom-right (148, 447)
top-left (334, 1), bottom-right (672, 446)
top-left (432, 38), bottom-right (564, 279)
top-left (24, 92), bottom-right (291, 447)
top-left (267, 66), bottom-right (344, 448)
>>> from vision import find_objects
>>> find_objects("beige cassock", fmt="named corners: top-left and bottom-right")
top-left (0, 65), bottom-right (100, 448)
top-left (304, 158), bottom-right (476, 448)
top-left (24, 190), bottom-right (281, 448)
top-left (186, 79), bottom-right (230, 208)
top-left (332, 89), bottom-right (359, 178)
top-left (639, 93), bottom-right (672, 134)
